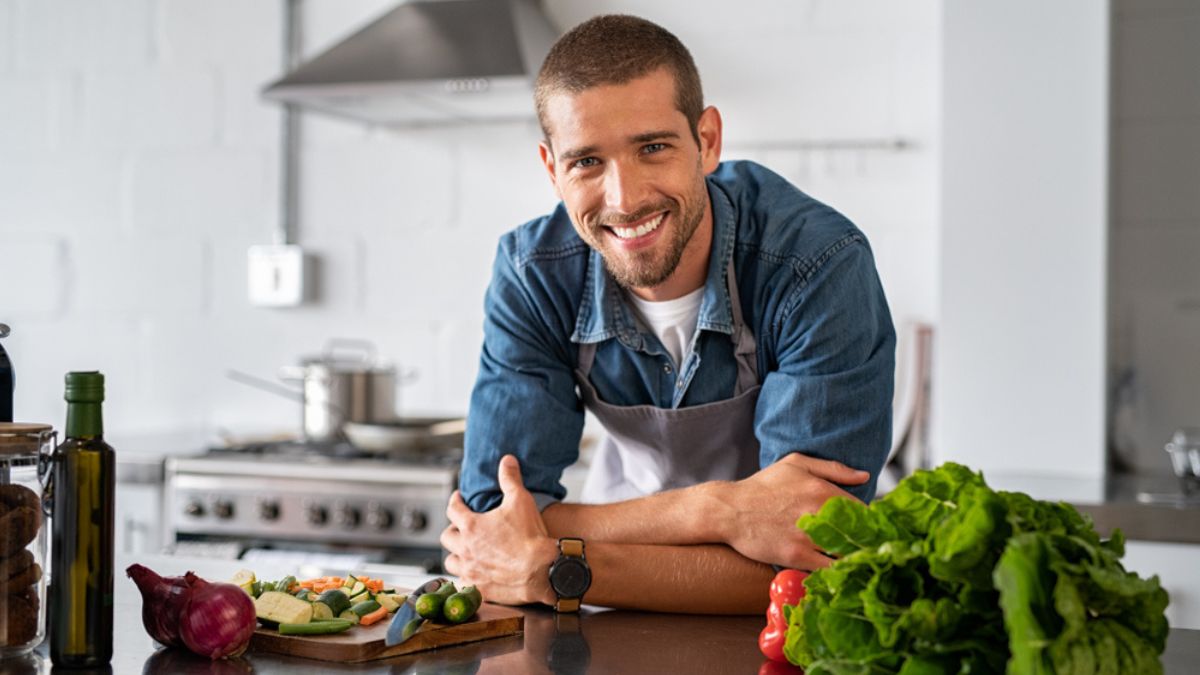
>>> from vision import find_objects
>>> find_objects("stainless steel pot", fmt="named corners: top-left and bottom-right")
top-left (279, 339), bottom-right (402, 442)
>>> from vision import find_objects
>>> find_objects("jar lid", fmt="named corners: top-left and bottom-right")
top-left (0, 422), bottom-right (54, 457)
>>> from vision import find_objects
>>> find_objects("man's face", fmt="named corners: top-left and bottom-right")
top-left (538, 68), bottom-right (722, 295)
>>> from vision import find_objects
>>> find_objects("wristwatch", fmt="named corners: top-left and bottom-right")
top-left (548, 537), bottom-right (591, 612)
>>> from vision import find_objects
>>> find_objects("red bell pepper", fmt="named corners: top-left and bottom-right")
top-left (759, 569), bottom-right (807, 663)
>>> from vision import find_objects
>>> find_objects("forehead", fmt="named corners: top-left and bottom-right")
top-left (543, 68), bottom-right (689, 152)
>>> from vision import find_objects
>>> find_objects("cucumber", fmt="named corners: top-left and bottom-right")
top-left (316, 589), bottom-right (351, 616)
top-left (348, 588), bottom-right (372, 604)
top-left (344, 581), bottom-right (366, 597)
top-left (294, 588), bottom-right (313, 601)
top-left (256, 591), bottom-right (314, 625)
top-left (278, 619), bottom-right (353, 636)
top-left (338, 609), bottom-right (360, 624)
top-left (443, 586), bottom-right (483, 624)
top-left (415, 581), bottom-right (457, 621)
top-left (401, 617), bottom-right (425, 641)
top-left (311, 601), bottom-right (334, 621)
top-left (351, 599), bottom-right (381, 617)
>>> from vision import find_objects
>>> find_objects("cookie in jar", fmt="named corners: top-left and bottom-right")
top-left (0, 423), bottom-right (54, 655)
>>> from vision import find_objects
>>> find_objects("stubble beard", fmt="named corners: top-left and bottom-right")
top-left (585, 182), bottom-right (708, 290)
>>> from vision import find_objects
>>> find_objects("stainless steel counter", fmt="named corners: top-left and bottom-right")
top-left (1069, 473), bottom-right (1200, 545)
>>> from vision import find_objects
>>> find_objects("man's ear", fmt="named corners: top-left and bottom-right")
top-left (538, 141), bottom-right (562, 200)
top-left (697, 106), bottom-right (723, 175)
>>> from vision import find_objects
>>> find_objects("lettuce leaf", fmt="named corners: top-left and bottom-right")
top-left (783, 462), bottom-right (1171, 675)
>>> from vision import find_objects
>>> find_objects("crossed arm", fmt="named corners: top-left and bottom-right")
top-left (440, 452), bottom-right (869, 614)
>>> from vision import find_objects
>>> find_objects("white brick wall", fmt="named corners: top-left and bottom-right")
top-left (0, 0), bottom-right (940, 442)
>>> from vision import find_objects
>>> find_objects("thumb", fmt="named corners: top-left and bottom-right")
top-left (497, 454), bottom-right (526, 498)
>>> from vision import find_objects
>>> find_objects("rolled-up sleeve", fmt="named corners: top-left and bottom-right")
top-left (459, 241), bottom-right (585, 513)
top-left (754, 237), bottom-right (896, 502)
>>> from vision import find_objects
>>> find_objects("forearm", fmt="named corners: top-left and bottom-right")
top-left (585, 542), bottom-right (771, 614)
top-left (541, 482), bottom-right (731, 545)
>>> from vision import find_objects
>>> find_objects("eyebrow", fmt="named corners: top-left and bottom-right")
top-left (557, 130), bottom-right (682, 162)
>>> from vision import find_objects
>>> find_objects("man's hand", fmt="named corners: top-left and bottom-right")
top-left (712, 453), bottom-right (869, 570)
top-left (441, 454), bottom-right (558, 606)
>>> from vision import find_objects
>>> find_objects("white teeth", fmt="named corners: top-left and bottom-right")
top-left (612, 213), bottom-right (665, 240)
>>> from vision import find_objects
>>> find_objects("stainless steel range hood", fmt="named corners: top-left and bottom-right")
top-left (263, 0), bottom-right (558, 126)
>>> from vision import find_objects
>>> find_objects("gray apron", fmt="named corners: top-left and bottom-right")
top-left (575, 260), bottom-right (762, 503)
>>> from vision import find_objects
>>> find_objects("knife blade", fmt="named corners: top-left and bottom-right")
top-left (385, 577), bottom-right (448, 647)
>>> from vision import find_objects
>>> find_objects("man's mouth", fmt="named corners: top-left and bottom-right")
top-left (608, 212), bottom-right (666, 241)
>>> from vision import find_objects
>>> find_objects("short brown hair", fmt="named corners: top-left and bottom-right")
top-left (534, 15), bottom-right (704, 145)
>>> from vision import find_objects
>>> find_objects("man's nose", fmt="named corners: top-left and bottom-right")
top-left (602, 162), bottom-right (647, 214)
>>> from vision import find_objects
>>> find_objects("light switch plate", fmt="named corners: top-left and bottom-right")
top-left (248, 244), bottom-right (307, 307)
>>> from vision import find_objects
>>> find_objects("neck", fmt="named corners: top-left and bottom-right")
top-left (629, 203), bottom-right (713, 302)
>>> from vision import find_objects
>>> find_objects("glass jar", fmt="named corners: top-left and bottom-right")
top-left (0, 422), bottom-right (55, 655)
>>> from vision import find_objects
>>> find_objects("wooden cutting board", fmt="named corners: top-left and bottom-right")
top-left (249, 601), bottom-right (524, 663)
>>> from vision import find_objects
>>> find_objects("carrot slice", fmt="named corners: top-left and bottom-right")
top-left (359, 605), bottom-right (390, 626)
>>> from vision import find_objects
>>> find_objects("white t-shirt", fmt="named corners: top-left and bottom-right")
top-left (626, 286), bottom-right (705, 369)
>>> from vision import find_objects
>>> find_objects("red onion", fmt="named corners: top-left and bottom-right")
top-left (126, 563), bottom-right (191, 647)
top-left (179, 571), bottom-right (258, 659)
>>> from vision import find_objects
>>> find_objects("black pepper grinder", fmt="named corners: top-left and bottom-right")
top-left (0, 323), bottom-right (13, 422)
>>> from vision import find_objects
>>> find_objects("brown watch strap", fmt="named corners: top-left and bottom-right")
top-left (555, 597), bottom-right (581, 612)
top-left (560, 538), bottom-right (584, 557)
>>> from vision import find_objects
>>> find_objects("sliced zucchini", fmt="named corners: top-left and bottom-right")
top-left (338, 609), bottom-right (360, 624)
top-left (256, 591), bottom-right (313, 625)
top-left (351, 599), bottom-right (381, 617)
top-left (311, 601), bottom-right (334, 621)
top-left (376, 593), bottom-right (402, 613)
top-left (316, 589), bottom-right (351, 616)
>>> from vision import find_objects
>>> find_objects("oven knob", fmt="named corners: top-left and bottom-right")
top-left (259, 500), bottom-right (281, 521)
top-left (366, 507), bottom-right (394, 531)
top-left (214, 500), bottom-right (235, 519)
top-left (184, 500), bottom-right (205, 518)
top-left (400, 508), bottom-right (427, 533)
top-left (306, 504), bottom-right (329, 526)
top-left (334, 505), bottom-right (361, 529)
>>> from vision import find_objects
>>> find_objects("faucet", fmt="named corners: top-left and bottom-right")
top-left (0, 323), bottom-right (12, 423)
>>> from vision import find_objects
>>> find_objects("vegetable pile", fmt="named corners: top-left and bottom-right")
top-left (784, 463), bottom-right (1171, 675)
top-left (243, 572), bottom-right (408, 635)
top-left (127, 564), bottom-right (257, 659)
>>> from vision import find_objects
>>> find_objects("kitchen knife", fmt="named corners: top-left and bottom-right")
top-left (385, 577), bottom-right (448, 647)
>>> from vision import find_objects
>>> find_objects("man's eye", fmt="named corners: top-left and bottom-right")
top-left (572, 157), bottom-right (599, 169)
top-left (643, 143), bottom-right (667, 154)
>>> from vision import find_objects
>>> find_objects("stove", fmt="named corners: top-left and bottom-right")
top-left (164, 440), bottom-right (460, 571)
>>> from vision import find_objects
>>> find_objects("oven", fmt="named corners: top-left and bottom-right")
top-left (163, 440), bottom-right (458, 573)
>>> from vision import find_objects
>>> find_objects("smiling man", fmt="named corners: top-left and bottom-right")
top-left (442, 15), bottom-right (896, 614)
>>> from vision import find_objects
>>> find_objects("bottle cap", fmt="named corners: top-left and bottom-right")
top-left (64, 371), bottom-right (105, 403)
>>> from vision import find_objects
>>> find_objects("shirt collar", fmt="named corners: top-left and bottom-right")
top-left (571, 177), bottom-right (738, 346)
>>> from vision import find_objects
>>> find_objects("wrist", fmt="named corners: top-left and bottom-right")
top-left (698, 480), bottom-right (738, 544)
top-left (532, 536), bottom-right (559, 605)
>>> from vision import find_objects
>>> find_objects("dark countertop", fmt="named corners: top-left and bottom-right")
top-left (12, 555), bottom-right (1200, 674)
top-left (20, 609), bottom-right (1200, 675)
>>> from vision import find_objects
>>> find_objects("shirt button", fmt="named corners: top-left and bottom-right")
top-left (663, 364), bottom-right (671, 373)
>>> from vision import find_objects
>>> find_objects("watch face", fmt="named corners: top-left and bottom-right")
top-left (551, 558), bottom-right (591, 598)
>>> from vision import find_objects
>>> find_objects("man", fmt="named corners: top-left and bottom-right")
top-left (441, 15), bottom-right (895, 614)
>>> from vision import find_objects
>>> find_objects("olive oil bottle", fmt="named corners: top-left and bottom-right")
top-left (48, 371), bottom-right (114, 668)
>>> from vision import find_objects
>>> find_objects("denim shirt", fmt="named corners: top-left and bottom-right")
top-left (461, 160), bottom-right (896, 512)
